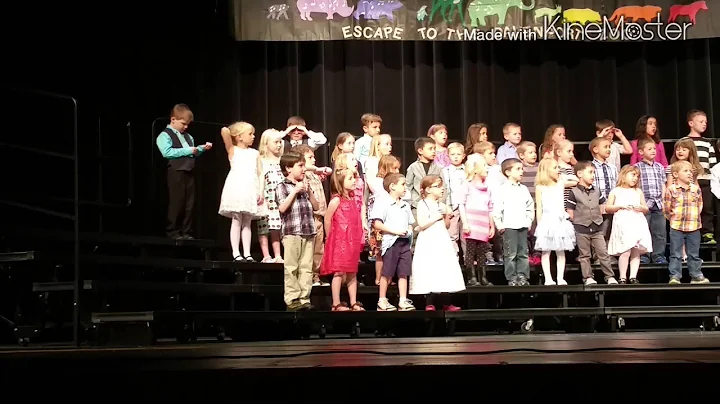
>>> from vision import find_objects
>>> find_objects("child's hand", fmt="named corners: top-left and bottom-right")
top-left (296, 125), bottom-right (308, 133)
top-left (257, 195), bottom-right (264, 205)
top-left (489, 227), bottom-right (495, 239)
top-left (463, 225), bottom-right (471, 234)
top-left (398, 229), bottom-right (409, 237)
top-left (191, 147), bottom-right (198, 155)
top-left (599, 126), bottom-right (613, 138)
top-left (294, 181), bottom-right (306, 194)
top-left (497, 228), bottom-right (505, 235)
top-left (614, 128), bottom-right (625, 138)
top-left (204, 142), bottom-right (213, 150)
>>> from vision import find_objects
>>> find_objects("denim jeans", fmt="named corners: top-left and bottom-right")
top-left (502, 228), bottom-right (529, 280)
top-left (668, 229), bottom-right (703, 280)
top-left (645, 208), bottom-right (667, 261)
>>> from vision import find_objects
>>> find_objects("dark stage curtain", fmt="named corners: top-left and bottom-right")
top-left (2, 0), bottom-right (720, 246)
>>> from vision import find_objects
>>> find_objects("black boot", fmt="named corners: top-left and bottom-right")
top-left (477, 265), bottom-right (493, 286)
top-left (465, 266), bottom-right (479, 286)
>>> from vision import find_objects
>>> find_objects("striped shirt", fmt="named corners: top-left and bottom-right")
top-left (457, 180), bottom-right (493, 242)
top-left (521, 163), bottom-right (538, 200)
top-left (688, 136), bottom-right (716, 180)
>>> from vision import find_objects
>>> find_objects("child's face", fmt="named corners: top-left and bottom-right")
top-left (288, 161), bottom-right (306, 182)
top-left (519, 147), bottom-right (537, 165)
top-left (448, 147), bottom-right (465, 167)
top-left (504, 126), bottom-right (522, 145)
top-left (674, 166), bottom-right (694, 184)
top-left (624, 170), bottom-right (639, 187)
top-left (419, 143), bottom-right (436, 161)
top-left (675, 146), bottom-right (689, 161)
top-left (552, 128), bottom-right (566, 143)
top-left (548, 160), bottom-right (560, 180)
top-left (390, 178), bottom-right (407, 197)
top-left (391, 163), bottom-right (400, 174)
top-left (505, 163), bottom-right (524, 182)
top-left (578, 167), bottom-right (595, 185)
top-left (646, 118), bottom-right (658, 136)
top-left (269, 138), bottom-right (283, 155)
top-left (343, 171), bottom-right (357, 191)
top-left (640, 142), bottom-right (656, 161)
top-left (288, 125), bottom-right (305, 141)
top-left (593, 140), bottom-right (611, 160)
top-left (239, 130), bottom-right (255, 146)
top-left (303, 152), bottom-right (316, 167)
top-left (426, 180), bottom-right (445, 200)
top-left (474, 160), bottom-right (488, 179)
top-left (364, 121), bottom-right (381, 137)
top-left (379, 136), bottom-right (393, 155)
top-left (478, 127), bottom-right (488, 142)
top-left (558, 143), bottom-right (575, 163)
top-left (346, 154), bottom-right (359, 169)
top-left (598, 126), bottom-right (615, 141)
top-left (689, 114), bottom-right (707, 133)
top-left (431, 130), bottom-right (448, 147)
top-left (170, 117), bottom-right (189, 133)
top-left (482, 149), bottom-right (496, 166)
top-left (341, 137), bottom-right (355, 153)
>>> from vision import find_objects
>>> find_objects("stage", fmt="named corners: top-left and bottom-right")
top-left (1, 332), bottom-right (719, 397)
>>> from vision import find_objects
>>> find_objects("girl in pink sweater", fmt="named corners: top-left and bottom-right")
top-left (458, 156), bottom-right (495, 287)
top-left (630, 115), bottom-right (668, 167)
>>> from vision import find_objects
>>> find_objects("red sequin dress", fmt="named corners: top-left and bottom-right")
top-left (321, 193), bottom-right (363, 275)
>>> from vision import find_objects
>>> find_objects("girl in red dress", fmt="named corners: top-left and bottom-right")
top-left (321, 167), bottom-right (365, 312)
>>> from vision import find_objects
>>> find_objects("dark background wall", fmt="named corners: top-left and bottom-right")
top-left (1, 0), bottom-right (718, 246)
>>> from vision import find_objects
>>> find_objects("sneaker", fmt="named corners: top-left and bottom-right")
top-left (544, 279), bottom-right (556, 286)
top-left (584, 278), bottom-right (597, 285)
top-left (508, 277), bottom-right (519, 286)
top-left (425, 305), bottom-right (436, 311)
top-left (639, 255), bottom-right (650, 264)
top-left (606, 277), bottom-right (618, 285)
top-left (261, 257), bottom-right (276, 263)
top-left (654, 256), bottom-right (668, 265)
top-left (669, 277), bottom-right (681, 284)
top-left (691, 277), bottom-right (710, 284)
top-left (702, 233), bottom-right (716, 244)
top-left (485, 252), bottom-right (497, 265)
top-left (398, 299), bottom-right (416, 311)
top-left (517, 275), bottom-right (530, 286)
top-left (443, 305), bottom-right (461, 312)
top-left (377, 298), bottom-right (397, 311)
top-left (557, 279), bottom-right (568, 286)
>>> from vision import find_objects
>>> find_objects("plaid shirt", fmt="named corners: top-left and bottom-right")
top-left (304, 172), bottom-right (327, 217)
top-left (663, 182), bottom-right (703, 232)
top-left (635, 160), bottom-right (665, 210)
top-left (276, 178), bottom-right (316, 236)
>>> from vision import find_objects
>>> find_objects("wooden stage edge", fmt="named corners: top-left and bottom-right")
top-left (1, 333), bottom-right (719, 397)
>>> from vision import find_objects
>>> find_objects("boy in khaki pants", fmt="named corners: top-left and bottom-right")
top-left (276, 151), bottom-right (320, 310)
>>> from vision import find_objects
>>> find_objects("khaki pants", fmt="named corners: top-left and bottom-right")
top-left (313, 216), bottom-right (325, 279)
top-left (448, 208), bottom-right (466, 257)
top-left (282, 235), bottom-right (315, 306)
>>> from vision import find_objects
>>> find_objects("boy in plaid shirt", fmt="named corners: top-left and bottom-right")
top-left (634, 137), bottom-right (667, 264)
top-left (276, 151), bottom-right (321, 310)
top-left (664, 160), bottom-right (709, 284)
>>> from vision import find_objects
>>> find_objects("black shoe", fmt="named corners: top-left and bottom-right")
top-left (477, 267), bottom-right (493, 286)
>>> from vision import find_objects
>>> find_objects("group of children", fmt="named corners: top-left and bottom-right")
top-left (157, 103), bottom-right (715, 313)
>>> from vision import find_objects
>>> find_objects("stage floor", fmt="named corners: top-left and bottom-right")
top-left (2, 332), bottom-right (720, 368)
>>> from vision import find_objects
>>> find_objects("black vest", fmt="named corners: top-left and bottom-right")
top-left (284, 137), bottom-right (308, 154)
top-left (165, 128), bottom-right (195, 171)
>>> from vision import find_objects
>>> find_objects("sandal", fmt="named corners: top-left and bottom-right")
top-left (351, 302), bottom-right (365, 311)
top-left (332, 302), bottom-right (350, 311)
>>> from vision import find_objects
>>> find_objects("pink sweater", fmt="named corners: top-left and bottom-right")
top-left (630, 139), bottom-right (668, 167)
top-left (457, 180), bottom-right (493, 242)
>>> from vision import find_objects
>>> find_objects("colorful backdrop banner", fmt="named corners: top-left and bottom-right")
top-left (232, 0), bottom-right (715, 41)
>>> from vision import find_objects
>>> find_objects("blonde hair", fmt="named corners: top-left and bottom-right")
top-left (221, 121), bottom-right (255, 146)
top-left (535, 157), bottom-right (559, 187)
top-left (473, 141), bottom-right (495, 155)
top-left (447, 142), bottom-right (464, 153)
top-left (466, 156), bottom-right (488, 180)
top-left (369, 134), bottom-right (392, 159)
top-left (330, 167), bottom-right (358, 197)
top-left (331, 132), bottom-right (355, 162)
top-left (670, 160), bottom-right (693, 175)
top-left (616, 165), bottom-right (641, 189)
top-left (377, 155), bottom-right (400, 178)
top-left (334, 152), bottom-right (355, 171)
top-left (516, 141), bottom-right (536, 157)
top-left (258, 129), bottom-right (283, 158)
top-left (502, 122), bottom-right (520, 135)
top-left (671, 137), bottom-right (703, 180)
top-left (553, 139), bottom-right (574, 161)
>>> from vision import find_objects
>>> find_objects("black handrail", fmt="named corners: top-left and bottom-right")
top-left (0, 88), bottom-right (80, 348)
top-left (0, 200), bottom-right (74, 220)
top-left (0, 142), bottom-right (75, 160)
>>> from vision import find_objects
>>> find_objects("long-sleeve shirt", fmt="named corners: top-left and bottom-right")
top-left (496, 142), bottom-right (518, 165)
top-left (283, 130), bottom-right (327, 154)
top-left (629, 139), bottom-right (668, 167)
top-left (663, 182), bottom-right (702, 232)
top-left (492, 181), bottom-right (534, 230)
top-left (156, 126), bottom-right (206, 159)
top-left (635, 159), bottom-right (665, 210)
top-left (354, 134), bottom-right (373, 168)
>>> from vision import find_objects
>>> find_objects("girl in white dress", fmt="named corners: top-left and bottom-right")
top-left (256, 129), bottom-right (286, 263)
top-left (606, 165), bottom-right (652, 284)
top-left (534, 157), bottom-right (577, 285)
top-left (218, 122), bottom-right (263, 262)
top-left (410, 175), bottom-right (465, 311)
